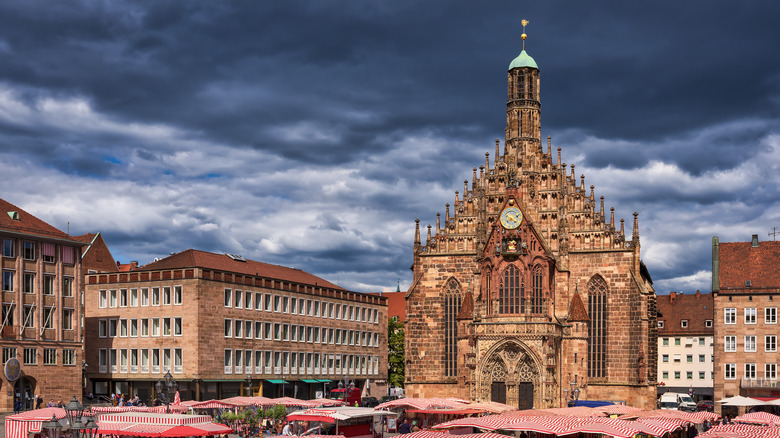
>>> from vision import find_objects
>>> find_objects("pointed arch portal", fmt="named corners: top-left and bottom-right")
top-left (478, 340), bottom-right (541, 409)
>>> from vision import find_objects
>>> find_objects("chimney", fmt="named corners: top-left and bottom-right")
top-left (752, 234), bottom-right (759, 247)
top-left (131, 261), bottom-right (139, 270)
top-left (696, 290), bottom-right (701, 299)
top-left (116, 261), bottom-right (121, 268)
top-left (670, 292), bottom-right (677, 303)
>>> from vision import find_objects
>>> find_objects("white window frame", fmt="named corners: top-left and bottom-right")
top-left (745, 307), bottom-right (757, 324)
top-left (724, 308), bottom-right (736, 324)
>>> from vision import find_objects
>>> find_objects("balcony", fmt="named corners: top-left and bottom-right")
top-left (741, 378), bottom-right (780, 389)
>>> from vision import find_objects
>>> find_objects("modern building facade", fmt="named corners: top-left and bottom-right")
top-left (405, 35), bottom-right (657, 409)
top-left (713, 235), bottom-right (780, 411)
top-left (0, 198), bottom-right (87, 411)
top-left (656, 291), bottom-right (714, 402)
top-left (85, 249), bottom-right (388, 403)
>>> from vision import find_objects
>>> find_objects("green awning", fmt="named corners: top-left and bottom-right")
top-left (317, 379), bottom-right (332, 383)
top-left (267, 379), bottom-right (289, 384)
top-left (302, 379), bottom-right (319, 383)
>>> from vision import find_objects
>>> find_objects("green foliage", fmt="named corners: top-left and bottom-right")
top-left (264, 404), bottom-right (287, 420)
top-left (388, 318), bottom-right (405, 387)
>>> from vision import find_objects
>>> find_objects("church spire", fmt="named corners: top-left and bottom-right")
top-left (506, 18), bottom-right (541, 162)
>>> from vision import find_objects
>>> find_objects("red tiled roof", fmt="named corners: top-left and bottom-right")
top-left (568, 291), bottom-right (590, 322)
top-left (366, 291), bottom-right (405, 321)
top-left (656, 291), bottom-right (713, 336)
top-left (140, 249), bottom-right (345, 290)
top-left (0, 198), bottom-right (76, 241)
top-left (719, 240), bottom-right (780, 291)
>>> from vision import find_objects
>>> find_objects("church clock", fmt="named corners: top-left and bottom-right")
top-left (499, 205), bottom-right (522, 229)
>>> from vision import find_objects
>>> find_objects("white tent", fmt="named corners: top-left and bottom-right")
top-left (716, 396), bottom-right (767, 406)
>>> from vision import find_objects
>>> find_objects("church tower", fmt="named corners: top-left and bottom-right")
top-left (505, 22), bottom-right (542, 164)
top-left (405, 21), bottom-right (657, 409)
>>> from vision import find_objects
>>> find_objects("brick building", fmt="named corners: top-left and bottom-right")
top-left (405, 38), bottom-right (657, 409)
top-left (85, 249), bottom-right (388, 403)
top-left (656, 291), bottom-right (714, 402)
top-left (0, 198), bottom-right (87, 411)
top-left (713, 234), bottom-right (780, 411)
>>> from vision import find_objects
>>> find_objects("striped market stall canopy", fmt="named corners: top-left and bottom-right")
top-left (4, 408), bottom-right (67, 438)
top-left (733, 411), bottom-right (780, 426)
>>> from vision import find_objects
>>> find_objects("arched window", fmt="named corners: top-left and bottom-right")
top-left (517, 73), bottom-right (525, 100)
top-left (588, 275), bottom-right (608, 379)
top-left (445, 280), bottom-right (461, 377)
top-left (531, 265), bottom-right (544, 314)
top-left (500, 265), bottom-right (523, 314)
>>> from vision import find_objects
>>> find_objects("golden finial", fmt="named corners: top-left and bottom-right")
top-left (521, 19), bottom-right (529, 50)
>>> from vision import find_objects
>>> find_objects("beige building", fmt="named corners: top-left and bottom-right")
top-left (0, 198), bottom-right (87, 412)
top-left (656, 291), bottom-right (714, 402)
top-left (713, 235), bottom-right (780, 412)
top-left (85, 249), bottom-right (388, 403)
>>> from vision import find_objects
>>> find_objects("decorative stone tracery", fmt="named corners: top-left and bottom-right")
top-left (477, 340), bottom-right (542, 409)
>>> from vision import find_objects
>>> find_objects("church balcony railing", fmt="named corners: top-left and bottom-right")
top-left (741, 378), bottom-right (780, 389)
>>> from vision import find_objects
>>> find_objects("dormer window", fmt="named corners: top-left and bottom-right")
top-left (658, 321), bottom-right (664, 329)
top-left (681, 320), bottom-right (688, 328)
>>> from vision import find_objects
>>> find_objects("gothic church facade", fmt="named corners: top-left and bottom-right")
top-left (405, 43), bottom-right (657, 409)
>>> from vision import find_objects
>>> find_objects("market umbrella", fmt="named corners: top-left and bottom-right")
top-left (733, 411), bottom-right (780, 425)
top-left (717, 396), bottom-right (767, 406)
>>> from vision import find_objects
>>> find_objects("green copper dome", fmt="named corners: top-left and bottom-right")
top-left (508, 50), bottom-right (538, 70)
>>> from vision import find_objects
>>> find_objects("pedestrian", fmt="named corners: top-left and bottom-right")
top-left (14, 398), bottom-right (22, 414)
top-left (35, 395), bottom-right (43, 409)
top-left (411, 421), bottom-right (420, 433)
top-left (282, 421), bottom-right (293, 436)
top-left (397, 418), bottom-right (411, 434)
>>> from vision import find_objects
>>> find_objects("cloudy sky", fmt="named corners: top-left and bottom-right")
top-left (1, 1), bottom-right (779, 294)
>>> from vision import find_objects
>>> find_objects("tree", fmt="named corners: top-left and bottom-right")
top-left (388, 318), bottom-right (405, 388)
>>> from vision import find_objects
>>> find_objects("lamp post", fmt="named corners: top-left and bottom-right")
top-left (245, 374), bottom-right (253, 397)
top-left (44, 396), bottom-right (98, 438)
top-left (155, 371), bottom-right (178, 413)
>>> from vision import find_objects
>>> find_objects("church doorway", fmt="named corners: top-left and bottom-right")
top-left (479, 341), bottom-right (541, 409)
top-left (14, 377), bottom-right (34, 411)
top-left (491, 381), bottom-right (506, 404)
top-left (518, 382), bottom-right (533, 409)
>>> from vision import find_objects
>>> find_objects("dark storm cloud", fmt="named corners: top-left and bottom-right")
top-left (1, 0), bottom-right (780, 292)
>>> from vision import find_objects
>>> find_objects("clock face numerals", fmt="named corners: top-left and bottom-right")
top-left (500, 206), bottom-right (522, 229)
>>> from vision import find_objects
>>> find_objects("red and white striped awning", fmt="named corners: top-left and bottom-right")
top-left (733, 411), bottom-right (780, 426)
top-left (376, 397), bottom-right (470, 411)
top-left (698, 423), bottom-right (780, 438)
top-left (4, 407), bottom-right (67, 438)
top-left (595, 404), bottom-right (644, 416)
top-left (272, 397), bottom-right (319, 407)
top-left (182, 399), bottom-right (246, 409)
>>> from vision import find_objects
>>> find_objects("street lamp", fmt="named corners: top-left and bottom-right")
top-left (45, 396), bottom-right (98, 438)
top-left (155, 371), bottom-right (178, 413)
top-left (245, 374), bottom-right (253, 397)
top-left (564, 381), bottom-right (580, 407)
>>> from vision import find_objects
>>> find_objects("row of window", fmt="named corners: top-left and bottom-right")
top-left (657, 319), bottom-right (712, 329)
top-left (662, 354), bottom-right (713, 363)
top-left (1, 238), bottom-right (75, 264)
top-left (724, 335), bottom-right (777, 353)
top-left (2, 347), bottom-right (76, 366)
top-left (724, 363), bottom-right (777, 380)
top-left (662, 371), bottom-right (713, 380)
top-left (98, 318), bottom-right (182, 338)
top-left (223, 349), bottom-right (380, 377)
top-left (661, 337), bottom-right (710, 347)
top-left (2, 304), bottom-right (74, 330)
top-left (99, 288), bottom-right (182, 308)
top-left (223, 289), bottom-right (380, 325)
top-left (98, 348), bottom-right (183, 374)
top-left (1, 271), bottom-right (73, 296)
top-left (724, 307), bottom-right (777, 325)
top-left (224, 319), bottom-right (380, 347)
